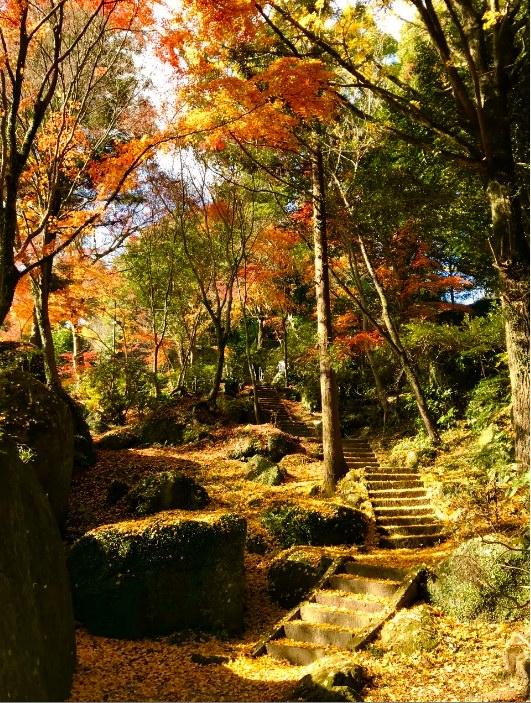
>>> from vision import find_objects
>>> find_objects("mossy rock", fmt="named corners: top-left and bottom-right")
top-left (261, 502), bottom-right (369, 548)
top-left (228, 435), bottom-right (262, 460)
top-left (268, 548), bottom-right (332, 607)
top-left (246, 531), bottom-right (271, 555)
top-left (96, 427), bottom-right (141, 450)
top-left (127, 470), bottom-right (210, 516)
top-left (292, 654), bottom-right (367, 702)
top-left (379, 605), bottom-right (439, 655)
top-left (182, 424), bottom-right (211, 444)
top-left (427, 534), bottom-right (530, 621)
top-left (337, 471), bottom-right (370, 510)
top-left (219, 396), bottom-right (254, 424)
top-left (107, 478), bottom-right (130, 505)
top-left (138, 416), bottom-right (185, 445)
top-left (229, 429), bottom-right (301, 461)
top-left (0, 441), bottom-right (75, 701)
top-left (245, 455), bottom-right (286, 486)
top-left (0, 368), bottom-right (74, 525)
top-left (68, 512), bottom-right (247, 638)
top-left (267, 432), bottom-right (300, 461)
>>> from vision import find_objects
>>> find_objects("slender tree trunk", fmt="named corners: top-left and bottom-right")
top-left (31, 260), bottom-right (62, 391)
top-left (152, 343), bottom-right (161, 398)
top-left (357, 235), bottom-right (441, 444)
top-left (282, 314), bottom-right (289, 388)
top-left (311, 137), bottom-right (347, 495)
top-left (30, 307), bottom-right (43, 348)
top-left (71, 322), bottom-right (80, 381)
top-left (208, 329), bottom-right (226, 408)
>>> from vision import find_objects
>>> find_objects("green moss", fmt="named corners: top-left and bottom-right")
top-left (268, 548), bottom-right (332, 607)
top-left (68, 513), bottom-right (247, 638)
top-left (261, 502), bottom-right (369, 548)
top-left (245, 455), bottom-right (286, 486)
top-left (127, 470), bottom-right (210, 516)
top-left (428, 534), bottom-right (530, 621)
top-left (96, 427), bottom-right (140, 450)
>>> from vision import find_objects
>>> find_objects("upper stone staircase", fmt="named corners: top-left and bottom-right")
top-left (256, 384), bottom-right (316, 438)
top-left (342, 437), bottom-right (446, 549)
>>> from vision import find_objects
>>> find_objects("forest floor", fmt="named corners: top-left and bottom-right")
top-left (67, 424), bottom-right (528, 702)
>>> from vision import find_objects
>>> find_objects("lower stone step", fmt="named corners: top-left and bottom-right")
top-left (342, 561), bottom-right (409, 581)
top-left (284, 620), bottom-right (358, 648)
top-left (266, 639), bottom-right (331, 665)
top-left (370, 488), bottom-right (428, 499)
top-left (380, 533), bottom-right (446, 549)
top-left (374, 504), bottom-right (434, 515)
top-left (367, 479), bottom-right (424, 490)
top-left (379, 522), bottom-right (443, 536)
top-left (299, 603), bottom-right (374, 630)
top-left (371, 495), bottom-right (429, 508)
top-left (365, 472), bottom-right (419, 481)
top-left (314, 589), bottom-right (387, 614)
top-left (377, 514), bottom-right (437, 526)
top-left (327, 574), bottom-right (400, 598)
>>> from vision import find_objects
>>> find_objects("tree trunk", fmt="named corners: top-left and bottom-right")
top-left (357, 235), bottom-right (441, 444)
top-left (152, 343), bottom-right (161, 398)
top-left (311, 137), bottom-right (347, 496)
top-left (486, 176), bottom-right (530, 467)
top-left (282, 314), bottom-right (289, 388)
top-left (208, 330), bottom-right (226, 408)
top-left (31, 264), bottom-right (62, 392)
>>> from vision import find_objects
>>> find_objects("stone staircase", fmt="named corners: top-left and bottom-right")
top-left (253, 556), bottom-right (424, 664)
top-left (256, 384), bottom-right (316, 438)
top-left (342, 437), bottom-right (446, 549)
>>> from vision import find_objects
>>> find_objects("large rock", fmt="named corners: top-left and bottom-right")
top-left (427, 534), bottom-right (530, 621)
top-left (268, 548), bottom-right (332, 607)
top-left (68, 512), bottom-right (247, 638)
top-left (291, 654), bottom-right (367, 702)
top-left (245, 455), bottom-right (286, 486)
top-left (96, 427), bottom-right (140, 450)
top-left (0, 441), bottom-right (75, 701)
top-left (379, 605), bottom-right (438, 655)
top-left (127, 470), bottom-right (210, 516)
top-left (0, 368), bottom-right (74, 524)
top-left (229, 428), bottom-right (301, 461)
top-left (261, 502), bottom-right (369, 548)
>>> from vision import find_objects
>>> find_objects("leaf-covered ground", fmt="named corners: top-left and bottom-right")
top-left (68, 426), bottom-right (528, 702)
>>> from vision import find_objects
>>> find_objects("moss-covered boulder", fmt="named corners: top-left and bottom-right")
top-left (291, 654), bottom-right (367, 702)
top-left (337, 471), bottom-right (371, 512)
top-left (127, 470), bottom-right (210, 516)
top-left (427, 534), bottom-right (530, 621)
top-left (68, 512), bottom-right (247, 638)
top-left (0, 441), bottom-right (75, 701)
top-left (379, 605), bottom-right (439, 655)
top-left (245, 455), bottom-right (286, 486)
top-left (138, 416), bottom-right (185, 445)
top-left (229, 428), bottom-right (301, 461)
top-left (96, 427), bottom-right (140, 450)
top-left (0, 368), bottom-right (74, 525)
top-left (268, 548), bottom-right (332, 607)
top-left (261, 502), bottom-right (369, 548)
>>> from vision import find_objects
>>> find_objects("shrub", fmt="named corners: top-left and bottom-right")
top-left (127, 470), bottom-right (210, 516)
top-left (427, 534), bottom-right (529, 621)
top-left (261, 502), bottom-right (368, 548)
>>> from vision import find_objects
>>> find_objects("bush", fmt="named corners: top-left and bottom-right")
top-left (427, 534), bottom-right (529, 621)
top-left (261, 502), bottom-right (368, 548)
top-left (127, 470), bottom-right (210, 516)
top-left (389, 433), bottom-right (437, 469)
top-left (78, 355), bottom-right (152, 429)
top-left (268, 548), bottom-right (332, 607)
top-left (466, 374), bottom-right (511, 432)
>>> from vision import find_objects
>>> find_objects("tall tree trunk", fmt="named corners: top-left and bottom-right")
top-left (357, 235), bottom-right (441, 443)
top-left (282, 314), bottom-right (289, 388)
top-left (31, 260), bottom-right (62, 391)
top-left (152, 343), bottom-right (161, 398)
top-left (208, 329), bottom-right (226, 408)
top-left (486, 174), bottom-right (530, 468)
top-left (311, 136), bottom-right (347, 496)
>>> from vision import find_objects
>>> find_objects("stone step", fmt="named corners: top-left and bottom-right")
top-left (299, 603), bottom-right (374, 630)
top-left (327, 574), bottom-right (400, 598)
top-left (342, 561), bottom-right (409, 581)
top-left (379, 522), bottom-right (443, 536)
top-left (371, 496), bottom-right (430, 508)
top-left (365, 472), bottom-right (419, 481)
top-left (380, 533), bottom-right (446, 549)
top-left (374, 504), bottom-right (434, 516)
top-left (266, 639), bottom-right (331, 665)
top-left (371, 466), bottom-right (421, 473)
top-left (284, 620), bottom-right (358, 649)
top-left (366, 479), bottom-right (424, 490)
top-left (377, 513), bottom-right (437, 526)
top-left (370, 489), bottom-right (428, 501)
top-left (314, 589), bottom-right (387, 614)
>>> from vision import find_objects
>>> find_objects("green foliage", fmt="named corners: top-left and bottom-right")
top-left (78, 355), bottom-right (152, 429)
top-left (389, 434), bottom-right (437, 469)
top-left (466, 374), bottom-right (511, 432)
top-left (261, 502), bottom-right (368, 548)
top-left (127, 470), bottom-right (210, 516)
top-left (52, 326), bottom-right (73, 356)
top-left (428, 535), bottom-right (530, 621)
